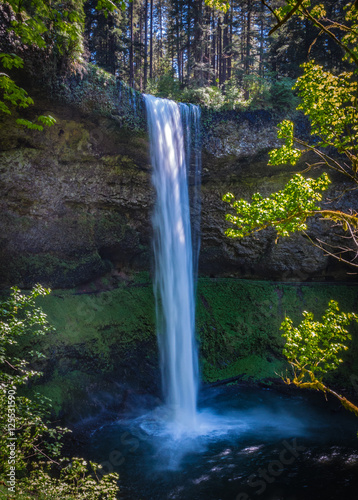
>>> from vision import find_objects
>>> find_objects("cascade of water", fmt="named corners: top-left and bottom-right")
top-left (144, 94), bottom-right (201, 428)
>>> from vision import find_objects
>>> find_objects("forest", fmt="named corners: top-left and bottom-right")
top-left (1, 1), bottom-right (358, 500)
top-left (1, 0), bottom-right (354, 111)
top-left (84, 0), bottom-right (352, 108)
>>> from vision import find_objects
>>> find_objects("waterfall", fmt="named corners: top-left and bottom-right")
top-left (144, 94), bottom-right (201, 428)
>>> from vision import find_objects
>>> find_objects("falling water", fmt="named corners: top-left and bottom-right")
top-left (144, 94), bottom-right (201, 428)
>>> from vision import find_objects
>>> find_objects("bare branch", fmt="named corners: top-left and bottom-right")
top-left (269, 0), bottom-right (305, 35)
top-left (260, 0), bottom-right (280, 23)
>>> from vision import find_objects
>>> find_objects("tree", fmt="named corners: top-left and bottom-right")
top-left (224, 1), bottom-right (358, 270)
top-left (84, 0), bottom-right (125, 75)
top-left (223, 0), bottom-right (358, 414)
top-left (0, 285), bottom-right (119, 498)
top-left (280, 300), bottom-right (358, 417)
top-left (0, 0), bottom-right (125, 128)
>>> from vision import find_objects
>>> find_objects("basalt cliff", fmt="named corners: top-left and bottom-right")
top-left (0, 83), bottom-right (354, 288)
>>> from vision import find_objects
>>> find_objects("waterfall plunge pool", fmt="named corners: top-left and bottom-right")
top-left (77, 384), bottom-right (358, 500)
top-left (77, 95), bottom-right (358, 499)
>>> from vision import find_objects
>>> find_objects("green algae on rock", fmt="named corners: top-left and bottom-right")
top-left (13, 276), bottom-right (357, 420)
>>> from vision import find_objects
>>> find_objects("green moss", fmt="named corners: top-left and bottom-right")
top-left (196, 278), bottom-right (358, 384)
top-left (102, 154), bottom-right (141, 172)
top-left (36, 282), bottom-right (155, 346)
top-left (202, 355), bottom-right (286, 382)
top-left (14, 276), bottom-right (358, 417)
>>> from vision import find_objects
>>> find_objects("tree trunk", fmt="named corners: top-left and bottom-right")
top-left (144, 0), bottom-right (148, 89)
top-left (218, 16), bottom-right (222, 85)
top-left (245, 0), bottom-right (252, 75)
top-left (222, 12), bottom-right (229, 84)
top-left (227, 2), bottom-right (233, 80)
top-left (129, 0), bottom-right (134, 87)
top-left (211, 9), bottom-right (217, 84)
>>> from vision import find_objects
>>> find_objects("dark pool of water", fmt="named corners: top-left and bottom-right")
top-left (78, 385), bottom-right (358, 500)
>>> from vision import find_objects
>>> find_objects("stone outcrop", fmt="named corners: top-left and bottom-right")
top-left (200, 153), bottom-right (352, 282)
top-left (0, 97), bottom-right (355, 288)
top-left (0, 101), bottom-right (153, 288)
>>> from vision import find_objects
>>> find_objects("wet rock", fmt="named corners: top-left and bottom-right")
top-left (0, 102), bottom-right (354, 287)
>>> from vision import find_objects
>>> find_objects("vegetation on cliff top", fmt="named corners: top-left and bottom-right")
top-left (2, 0), bottom-right (346, 124)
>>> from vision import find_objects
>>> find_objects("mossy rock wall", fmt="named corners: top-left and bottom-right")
top-left (0, 84), bottom-right (355, 287)
top-left (18, 275), bottom-right (358, 422)
top-left (0, 101), bottom-right (152, 288)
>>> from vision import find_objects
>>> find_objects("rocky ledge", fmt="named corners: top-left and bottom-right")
top-left (0, 92), bottom-right (355, 288)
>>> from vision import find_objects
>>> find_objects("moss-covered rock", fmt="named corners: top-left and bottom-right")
top-left (16, 275), bottom-right (358, 422)
top-left (196, 278), bottom-right (358, 386)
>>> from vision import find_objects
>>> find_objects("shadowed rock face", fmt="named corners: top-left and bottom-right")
top-left (0, 101), bottom-right (354, 288)
top-left (0, 104), bottom-right (153, 288)
top-left (200, 115), bottom-right (355, 282)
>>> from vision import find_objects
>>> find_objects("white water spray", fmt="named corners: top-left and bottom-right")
top-left (144, 94), bottom-right (201, 428)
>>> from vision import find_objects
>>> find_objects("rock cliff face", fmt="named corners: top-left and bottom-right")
top-left (2, 95), bottom-right (357, 422)
top-left (200, 112), bottom-right (355, 281)
top-left (0, 97), bottom-right (354, 288)
top-left (0, 102), bottom-right (152, 288)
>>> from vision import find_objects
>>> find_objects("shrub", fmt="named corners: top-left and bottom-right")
top-left (0, 285), bottom-right (119, 499)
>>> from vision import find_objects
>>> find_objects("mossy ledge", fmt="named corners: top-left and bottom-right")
top-left (14, 274), bottom-right (358, 423)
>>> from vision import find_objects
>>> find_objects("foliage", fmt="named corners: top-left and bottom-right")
top-left (267, 1), bottom-right (358, 66)
top-left (282, 300), bottom-right (355, 376)
top-left (204, 0), bottom-right (230, 12)
top-left (223, 173), bottom-right (330, 239)
top-left (0, 52), bottom-right (56, 130)
top-left (268, 120), bottom-right (301, 165)
top-left (18, 458), bottom-right (120, 500)
top-left (146, 71), bottom-right (183, 101)
top-left (146, 71), bottom-right (297, 112)
top-left (269, 63), bottom-right (358, 175)
top-left (96, 0), bottom-right (126, 14)
top-left (0, 0), bottom-right (125, 129)
top-left (188, 84), bottom-right (229, 110)
top-left (281, 300), bottom-right (358, 417)
top-left (269, 77), bottom-right (299, 109)
top-left (0, 285), bottom-right (119, 498)
top-left (224, 1), bottom-right (358, 268)
top-left (296, 63), bottom-right (358, 159)
top-left (0, 73), bottom-right (33, 114)
top-left (1, 0), bottom-right (80, 128)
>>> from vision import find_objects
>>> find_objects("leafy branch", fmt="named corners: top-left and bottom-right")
top-left (280, 300), bottom-right (358, 416)
top-left (0, 286), bottom-right (120, 498)
top-left (223, 173), bottom-right (331, 240)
